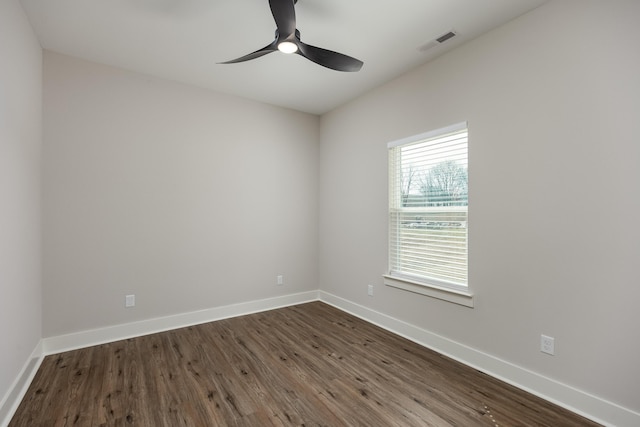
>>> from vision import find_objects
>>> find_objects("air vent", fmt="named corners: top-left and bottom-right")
top-left (417, 30), bottom-right (458, 52)
top-left (436, 31), bottom-right (457, 43)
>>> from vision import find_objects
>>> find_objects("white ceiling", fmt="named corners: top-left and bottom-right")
top-left (20, 0), bottom-right (548, 115)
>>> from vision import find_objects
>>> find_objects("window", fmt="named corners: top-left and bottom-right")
top-left (385, 122), bottom-right (472, 307)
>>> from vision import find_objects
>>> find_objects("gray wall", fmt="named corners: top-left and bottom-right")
top-left (0, 0), bottom-right (42, 408)
top-left (5, 0), bottom-right (638, 421)
top-left (43, 52), bottom-right (320, 336)
top-left (319, 0), bottom-right (640, 413)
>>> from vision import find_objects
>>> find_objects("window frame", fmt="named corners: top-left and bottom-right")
top-left (384, 122), bottom-right (473, 308)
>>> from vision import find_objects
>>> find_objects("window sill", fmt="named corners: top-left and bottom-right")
top-left (383, 275), bottom-right (474, 308)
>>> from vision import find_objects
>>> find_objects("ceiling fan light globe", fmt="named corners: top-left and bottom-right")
top-left (278, 42), bottom-right (298, 54)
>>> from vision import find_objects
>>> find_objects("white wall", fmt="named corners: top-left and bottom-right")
top-left (0, 0), bottom-right (42, 413)
top-left (319, 0), bottom-right (640, 415)
top-left (43, 52), bottom-right (319, 337)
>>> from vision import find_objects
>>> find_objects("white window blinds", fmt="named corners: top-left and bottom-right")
top-left (388, 122), bottom-right (468, 291)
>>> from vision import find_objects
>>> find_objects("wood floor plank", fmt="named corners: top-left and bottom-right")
top-left (9, 302), bottom-right (601, 426)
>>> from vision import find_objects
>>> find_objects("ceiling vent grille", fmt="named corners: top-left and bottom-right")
top-left (418, 30), bottom-right (457, 52)
top-left (436, 31), bottom-right (457, 43)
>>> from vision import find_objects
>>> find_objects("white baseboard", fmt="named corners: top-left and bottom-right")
top-left (6, 290), bottom-right (637, 427)
top-left (0, 341), bottom-right (44, 427)
top-left (2, 291), bottom-right (318, 425)
top-left (43, 290), bottom-right (319, 355)
top-left (318, 291), bottom-right (640, 427)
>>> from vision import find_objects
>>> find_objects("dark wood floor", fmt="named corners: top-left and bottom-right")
top-left (10, 302), bottom-right (599, 426)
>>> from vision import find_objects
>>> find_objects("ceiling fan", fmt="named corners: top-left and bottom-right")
top-left (220, 0), bottom-right (363, 72)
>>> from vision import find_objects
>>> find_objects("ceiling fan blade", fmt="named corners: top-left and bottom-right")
top-left (220, 1), bottom-right (363, 72)
top-left (219, 41), bottom-right (278, 64)
top-left (269, 0), bottom-right (296, 38)
top-left (297, 42), bottom-right (363, 72)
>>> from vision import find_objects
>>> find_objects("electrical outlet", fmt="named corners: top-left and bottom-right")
top-left (541, 334), bottom-right (555, 355)
top-left (125, 294), bottom-right (135, 308)
top-left (277, 275), bottom-right (283, 286)
top-left (367, 285), bottom-right (374, 296)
